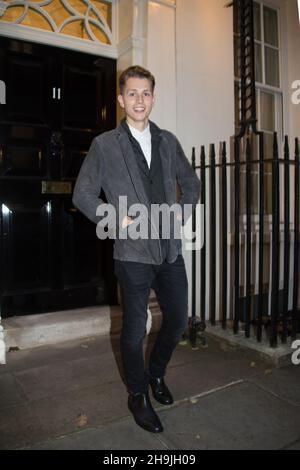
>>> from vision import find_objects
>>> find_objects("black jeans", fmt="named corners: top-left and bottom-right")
top-left (114, 254), bottom-right (188, 394)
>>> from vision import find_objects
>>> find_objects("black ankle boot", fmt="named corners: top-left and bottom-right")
top-left (149, 377), bottom-right (174, 405)
top-left (128, 392), bottom-right (163, 433)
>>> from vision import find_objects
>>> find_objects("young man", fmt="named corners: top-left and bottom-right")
top-left (73, 66), bottom-right (200, 433)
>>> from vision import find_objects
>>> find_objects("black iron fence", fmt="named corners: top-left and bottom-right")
top-left (190, 132), bottom-right (300, 348)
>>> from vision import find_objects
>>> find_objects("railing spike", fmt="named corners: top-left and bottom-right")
top-left (222, 141), bottom-right (227, 158)
top-left (295, 137), bottom-right (299, 158)
top-left (210, 143), bottom-right (216, 159)
top-left (273, 132), bottom-right (279, 157)
top-left (284, 135), bottom-right (288, 150)
top-left (200, 145), bottom-right (205, 161)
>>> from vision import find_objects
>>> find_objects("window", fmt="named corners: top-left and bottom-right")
top-left (234, 1), bottom-right (282, 213)
top-left (0, 0), bottom-right (113, 45)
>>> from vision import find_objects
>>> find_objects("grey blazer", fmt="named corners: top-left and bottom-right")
top-left (72, 121), bottom-right (201, 265)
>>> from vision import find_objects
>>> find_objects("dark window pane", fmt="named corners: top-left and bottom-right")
top-left (234, 82), bottom-right (241, 129)
top-left (264, 6), bottom-right (278, 47)
top-left (254, 2), bottom-right (261, 41)
top-left (255, 43), bottom-right (262, 83)
top-left (260, 91), bottom-right (275, 132)
top-left (233, 4), bottom-right (240, 35)
top-left (264, 133), bottom-right (274, 214)
top-left (234, 35), bottom-right (241, 79)
top-left (265, 46), bottom-right (280, 87)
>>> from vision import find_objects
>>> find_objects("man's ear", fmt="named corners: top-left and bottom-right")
top-left (118, 94), bottom-right (124, 108)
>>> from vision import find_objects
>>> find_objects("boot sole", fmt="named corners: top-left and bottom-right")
top-left (152, 394), bottom-right (174, 406)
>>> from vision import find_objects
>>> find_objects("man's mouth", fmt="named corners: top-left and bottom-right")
top-left (134, 108), bottom-right (145, 112)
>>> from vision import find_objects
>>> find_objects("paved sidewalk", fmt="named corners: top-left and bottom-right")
top-left (0, 332), bottom-right (300, 450)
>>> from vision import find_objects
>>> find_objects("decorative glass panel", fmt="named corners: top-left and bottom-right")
top-left (0, 0), bottom-right (113, 45)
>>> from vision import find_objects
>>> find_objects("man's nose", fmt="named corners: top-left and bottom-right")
top-left (137, 94), bottom-right (144, 103)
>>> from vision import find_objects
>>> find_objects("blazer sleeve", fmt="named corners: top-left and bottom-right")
top-left (72, 138), bottom-right (112, 226)
top-left (175, 137), bottom-right (201, 214)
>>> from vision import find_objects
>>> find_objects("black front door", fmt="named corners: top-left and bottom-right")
top-left (0, 37), bottom-right (117, 317)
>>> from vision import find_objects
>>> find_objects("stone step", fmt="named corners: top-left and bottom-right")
top-left (3, 304), bottom-right (162, 351)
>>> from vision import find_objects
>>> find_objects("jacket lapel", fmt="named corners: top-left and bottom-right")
top-left (116, 121), bottom-right (174, 208)
top-left (158, 136), bottom-right (174, 206)
top-left (117, 125), bottom-right (151, 210)
top-left (149, 120), bottom-right (174, 206)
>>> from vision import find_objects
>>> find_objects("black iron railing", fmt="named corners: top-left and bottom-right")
top-left (190, 132), bottom-right (300, 348)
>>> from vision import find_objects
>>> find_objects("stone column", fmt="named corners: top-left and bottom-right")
top-left (116, 0), bottom-right (148, 121)
top-left (117, 0), bottom-right (148, 68)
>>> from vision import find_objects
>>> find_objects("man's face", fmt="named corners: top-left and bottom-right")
top-left (118, 77), bottom-right (155, 129)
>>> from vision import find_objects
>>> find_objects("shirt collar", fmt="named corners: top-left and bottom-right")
top-left (119, 118), bottom-right (162, 142)
top-left (127, 122), bottom-right (151, 140)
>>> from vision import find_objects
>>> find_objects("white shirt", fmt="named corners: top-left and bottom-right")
top-left (128, 122), bottom-right (152, 169)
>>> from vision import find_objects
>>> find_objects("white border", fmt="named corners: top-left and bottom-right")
top-left (117, 35), bottom-right (145, 57)
top-left (0, 0), bottom-right (117, 58)
top-left (0, 23), bottom-right (118, 58)
top-left (149, 0), bottom-right (176, 9)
